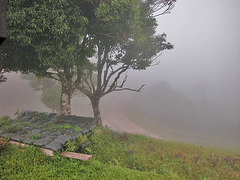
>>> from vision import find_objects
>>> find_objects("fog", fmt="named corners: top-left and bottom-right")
top-left (1, 0), bottom-right (240, 148)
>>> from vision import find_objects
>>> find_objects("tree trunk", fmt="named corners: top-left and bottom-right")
top-left (90, 98), bottom-right (102, 126)
top-left (60, 84), bottom-right (72, 115)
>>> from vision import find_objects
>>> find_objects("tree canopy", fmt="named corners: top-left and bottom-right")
top-left (1, 0), bottom-right (95, 115)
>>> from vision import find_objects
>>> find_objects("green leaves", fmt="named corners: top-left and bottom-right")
top-left (6, 0), bottom-right (89, 69)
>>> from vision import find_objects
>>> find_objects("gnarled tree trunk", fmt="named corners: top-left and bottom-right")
top-left (90, 98), bottom-right (102, 126)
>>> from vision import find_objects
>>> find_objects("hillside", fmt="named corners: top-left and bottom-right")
top-left (1, 127), bottom-right (239, 179)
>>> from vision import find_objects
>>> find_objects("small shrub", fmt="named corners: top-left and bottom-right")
top-left (74, 126), bottom-right (81, 132)
top-left (65, 140), bottom-right (77, 152)
top-left (57, 124), bottom-right (72, 131)
top-left (0, 116), bottom-right (12, 127)
top-left (64, 134), bottom-right (89, 153)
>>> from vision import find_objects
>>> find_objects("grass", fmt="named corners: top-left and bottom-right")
top-left (74, 126), bottom-right (81, 132)
top-left (0, 116), bottom-right (12, 127)
top-left (29, 133), bottom-right (41, 140)
top-left (57, 124), bottom-right (72, 131)
top-left (0, 116), bottom-right (22, 133)
top-left (0, 127), bottom-right (240, 179)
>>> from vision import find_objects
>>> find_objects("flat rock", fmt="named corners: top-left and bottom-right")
top-left (31, 129), bottom-right (42, 134)
top-left (10, 135), bottom-right (23, 142)
top-left (35, 136), bottom-right (55, 146)
top-left (44, 141), bottom-right (62, 151)
top-left (0, 110), bottom-right (97, 151)
top-left (21, 115), bottom-right (33, 121)
top-left (54, 135), bottom-right (72, 145)
top-left (17, 111), bottom-right (26, 119)
top-left (23, 138), bottom-right (35, 145)
top-left (70, 132), bottom-right (82, 140)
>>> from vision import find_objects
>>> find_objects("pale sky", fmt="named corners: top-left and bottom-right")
top-left (127, 0), bottom-right (240, 121)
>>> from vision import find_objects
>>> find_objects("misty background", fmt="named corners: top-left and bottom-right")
top-left (0, 0), bottom-right (240, 148)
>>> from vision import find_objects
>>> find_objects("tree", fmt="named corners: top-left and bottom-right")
top-left (3, 0), bottom-right (95, 115)
top-left (41, 84), bottom-right (61, 113)
top-left (77, 0), bottom-right (174, 125)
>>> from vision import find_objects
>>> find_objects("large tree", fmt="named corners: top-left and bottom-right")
top-left (1, 0), bottom-right (94, 115)
top-left (77, 0), bottom-right (175, 125)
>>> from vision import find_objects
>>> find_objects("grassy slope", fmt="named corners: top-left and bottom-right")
top-left (0, 127), bottom-right (240, 179)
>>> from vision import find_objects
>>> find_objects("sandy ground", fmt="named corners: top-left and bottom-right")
top-left (101, 95), bottom-right (163, 139)
top-left (103, 111), bottom-right (162, 139)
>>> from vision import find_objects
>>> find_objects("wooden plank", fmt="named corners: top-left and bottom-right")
top-left (0, 138), bottom-right (55, 156)
top-left (1, 138), bottom-right (92, 160)
top-left (0, 138), bottom-right (29, 148)
top-left (60, 151), bottom-right (92, 160)
top-left (40, 148), bottom-right (54, 157)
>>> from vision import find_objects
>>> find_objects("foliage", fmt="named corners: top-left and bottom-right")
top-left (74, 126), bottom-right (82, 133)
top-left (0, 127), bottom-right (239, 179)
top-left (64, 134), bottom-right (89, 152)
top-left (20, 73), bottom-right (56, 91)
top-left (6, 0), bottom-right (88, 69)
top-left (41, 84), bottom-right (61, 113)
top-left (0, 72), bottom-right (7, 84)
top-left (0, 116), bottom-right (22, 133)
top-left (56, 124), bottom-right (72, 131)
top-left (1, 124), bottom-right (22, 133)
top-left (0, 116), bottom-right (12, 127)
top-left (2, 0), bottom-right (95, 114)
top-left (77, 0), bottom-right (174, 125)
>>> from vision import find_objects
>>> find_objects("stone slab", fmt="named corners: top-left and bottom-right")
top-left (44, 141), bottom-right (63, 151)
top-left (0, 110), bottom-right (97, 151)
top-left (54, 135), bottom-right (72, 145)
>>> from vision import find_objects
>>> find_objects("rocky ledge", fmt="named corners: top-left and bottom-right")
top-left (0, 110), bottom-right (97, 151)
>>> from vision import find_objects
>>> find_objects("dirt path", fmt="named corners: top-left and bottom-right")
top-left (102, 96), bottom-right (163, 140)
top-left (103, 112), bottom-right (163, 139)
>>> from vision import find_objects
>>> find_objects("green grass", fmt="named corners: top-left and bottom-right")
top-left (0, 116), bottom-right (22, 133)
top-left (1, 127), bottom-right (240, 179)
top-left (74, 126), bottom-right (82, 132)
top-left (57, 124), bottom-right (72, 131)
top-left (0, 116), bottom-right (12, 127)
top-left (29, 133), bottom-right (41, 140)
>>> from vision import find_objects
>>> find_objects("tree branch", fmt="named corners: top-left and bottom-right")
top-left (114, 84), bottom-right (145, 92)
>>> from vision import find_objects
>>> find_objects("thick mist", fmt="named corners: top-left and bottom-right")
top-left (0, 0), bottom-right (239, 148)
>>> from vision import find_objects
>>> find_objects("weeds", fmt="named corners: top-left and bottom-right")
top-left (57, 124), bottom-right (72, 131)
top-left (29, 134), bottom-right (41, 140)
top-left (2, 124), bottom-right (22, 133)
top-left (74, 126), bottom-right (81, 132)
